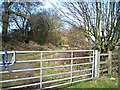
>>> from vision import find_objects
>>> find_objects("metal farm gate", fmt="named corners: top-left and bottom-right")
top-left (0, 50), bottom-right (98, 89)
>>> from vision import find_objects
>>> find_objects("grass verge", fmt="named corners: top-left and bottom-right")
top-left (66, 74), bottom-right (118, 88)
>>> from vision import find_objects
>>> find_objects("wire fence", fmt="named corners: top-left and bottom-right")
top-left (99, 51), bottom-right (119, 75)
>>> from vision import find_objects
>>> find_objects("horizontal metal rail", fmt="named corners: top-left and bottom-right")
top-left (100, 53), bottom-right (108, 56)
top-left (0, 60), bottom-right (40, 65)
top-left (42, 64), bottom-right (71, 70)
top-left (8, 56), bottom-right (93, 63)
top-left (72, 73), bottom-right (92, 79)
top-left (43, 73), bottom-right (92, 84)
top-left (42, 56), bottom-right (93, 62)
top-left (15, 50), bottom-right (94, 53)
top-left (0, 68), bottom-right (40, 74)
top-left (0, 56), bottom-right (93, 66)
top-left (3, 77), bottom-right (93, 90)
top-left (42, 62), bottom-right (93, 70)
top-left (72, 68), bottom-right (92, 73)
top-left (43, 77), bottom-right (93, 89)
top-left (1, 72), bottom-right (93, 88)
top-left (0, 51), bottom-right (15, 54)
top-left (42, 77), bottom-right (71, 84)
top-left (42, 71), bottom-right (71, 78)
top-left (0, 63), bottom-right (93, 74)
top-left (0, 50), bottom-right (93, 54)
top-left (2, 82), bottom-right (41, 90)
top-left (42, 68), bottom-right (92, 78)
top-left (72, 62), bottom-right (93, 66)
top-left (17, 60), bottom-right (40, 63)
top-left (0, 76), bottom-right (40, 83)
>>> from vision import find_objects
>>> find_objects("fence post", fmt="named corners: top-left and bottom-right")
top-left (108, 51), bottom-right (112, 74)
top-left (94, 50), bottom-right (97, 78)
top-left (70, 51), bottom-right (73, 83)
top-left (118, 48), bottom-right (120, 83)
top-left (40, 52), bottom-right (42, 89)
top-left (92, 50), bottom-right (94, 78)
top-left (12, 51), bottom-right (16, 64)
top-left (13, 51), bottom-right (16, 61)
top-left (94, 50), bottom-right (100, 78)
top-left (98, 51), bottom-right (100, 77)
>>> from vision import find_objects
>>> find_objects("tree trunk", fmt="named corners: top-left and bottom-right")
top-left (2, 1), bottom-right (9, 41)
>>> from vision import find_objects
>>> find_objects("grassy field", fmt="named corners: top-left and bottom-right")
top-left (66, 74), bottom-right (118, 88)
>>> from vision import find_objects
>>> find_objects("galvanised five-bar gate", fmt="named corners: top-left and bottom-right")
top-left (0, 50), bottom-right (98, 90)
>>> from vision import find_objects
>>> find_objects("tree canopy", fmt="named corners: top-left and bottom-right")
top-left (56, 0), bottom-right (120, 52)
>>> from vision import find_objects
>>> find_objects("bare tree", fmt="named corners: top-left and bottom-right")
top-left (2, 1), bottom-right (10, 39)
top-left (2, 0), bottom-right (42, 42)
top-left (56, 1), bottom-right (120, 52)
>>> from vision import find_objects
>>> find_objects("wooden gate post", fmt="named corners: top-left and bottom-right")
top-left (108, 51), bottom-right (112, 74)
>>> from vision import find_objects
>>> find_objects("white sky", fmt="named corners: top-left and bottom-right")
top-left (0, 29), bottom-right (1, 33)
top-left (44, 0), bottom-right (57, 8)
